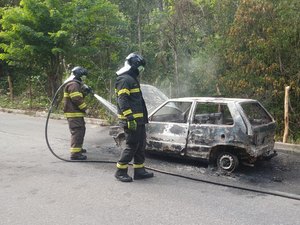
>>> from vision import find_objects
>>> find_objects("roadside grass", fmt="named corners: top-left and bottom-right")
top-left (0, 94), bottom-right (116, 124)
top-left (0, 94), bottom-right (50, 111)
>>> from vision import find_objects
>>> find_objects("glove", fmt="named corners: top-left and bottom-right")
top-left (82, 84), bottom-right (93, 95)
top-left (127, 117), bottom-right (137, 131)
top-left (127, 120), bottom-right (137, 131)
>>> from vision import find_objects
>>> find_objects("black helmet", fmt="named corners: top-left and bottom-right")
top-left (116, 53), bottom-right (146, 75)
top-left (126, 53), bottom-right (146, 69)
top-left (72, 66), bottom-right (88, 78)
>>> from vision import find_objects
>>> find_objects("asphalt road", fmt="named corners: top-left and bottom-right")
top-left (0, 112), bottom-right (299, 225)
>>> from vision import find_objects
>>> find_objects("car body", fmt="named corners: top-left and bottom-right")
top-left (108, 85), bottom-right (277, 172)
top-left (146, 97), bottom-right (277, 171)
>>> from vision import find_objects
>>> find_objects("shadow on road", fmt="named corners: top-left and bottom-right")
top-left (143, 151), bottom-right (300, 196)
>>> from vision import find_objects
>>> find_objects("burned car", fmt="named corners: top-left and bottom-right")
top-left (109, 85), bottom-right (277, 172)
top-left (146, 97), bottom-right (277, 172)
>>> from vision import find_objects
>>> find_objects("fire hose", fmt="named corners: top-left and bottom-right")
top-left (45, 82), bottom-right (300, 201)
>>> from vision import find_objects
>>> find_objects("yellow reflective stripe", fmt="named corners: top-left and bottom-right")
top-left (133, 164), bottom-right (144, 169)
top-left (118, 113), bottom-right (143, 119)
top-left (118, 114), bottom-right (126, 119)
top-left (130, 88), bottom-right (140, 93)
top-left (123, 109), bottom-right (132, 116)
top-left (64, 112), bottom-right (85, 118)
top-left (117, 88), bottom-right (130, 96)
top-left (116, 88), bottom-right (140, 96)
top-left (78, 102), bottom-right (87, 110)
top-left (70, 147), bottom-right (81, 153)
top-left (134, 113), bottom-right (143, 118)
top-left (117, 163), bottom-right (128, 169)
top-left (70, 92), bottom-right (83, 98)
top-left (64, 92), bottom-right (69, 97)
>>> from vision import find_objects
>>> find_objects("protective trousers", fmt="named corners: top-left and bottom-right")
top-left (118, 125), bottom-right (146, 166)
top-left (67, 117), bottom-right (86, 153)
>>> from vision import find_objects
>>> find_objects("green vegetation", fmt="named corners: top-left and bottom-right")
top-left (0, 0), bottom-right (299, 143)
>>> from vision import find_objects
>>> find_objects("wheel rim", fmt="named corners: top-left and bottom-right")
top-left (219, 154), bottom-right (235, 171)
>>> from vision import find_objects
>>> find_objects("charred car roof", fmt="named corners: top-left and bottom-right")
top-left (163, 97), bottom-right (257, 103)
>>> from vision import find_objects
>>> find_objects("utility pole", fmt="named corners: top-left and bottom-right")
top-left (283, 86), bottom-right (290, 143)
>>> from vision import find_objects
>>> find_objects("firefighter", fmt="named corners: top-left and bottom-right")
top-left (63, 66), bottom-right (93, 160)
top-left (114, 53), bottom-right (154, 182)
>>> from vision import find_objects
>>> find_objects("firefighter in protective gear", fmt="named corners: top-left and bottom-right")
top-left (114, 53), bottom-right (154, 182)
top-left (63, 66), bottom-right (93, 160)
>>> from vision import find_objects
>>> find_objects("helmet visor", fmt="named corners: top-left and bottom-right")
top-left (138, 65), bottom-right (144, 73)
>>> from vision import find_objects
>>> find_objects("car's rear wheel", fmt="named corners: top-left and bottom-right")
top-left (217, 152), bottom-right (239, 172)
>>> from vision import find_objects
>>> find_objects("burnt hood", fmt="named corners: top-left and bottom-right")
top-left (95, 84), bottom-right (169, 117)
top-left (140, 84), bottom-right (169, 114)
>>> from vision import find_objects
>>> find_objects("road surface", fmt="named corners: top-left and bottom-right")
top-left (0, 112), bottom-right (299, 225)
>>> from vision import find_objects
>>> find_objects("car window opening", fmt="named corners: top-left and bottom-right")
top-left (193, 102), bottom-right (233, 125)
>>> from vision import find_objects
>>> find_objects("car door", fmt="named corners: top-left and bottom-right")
top-left (186, 101), bottom-right (237, 160)
top-left (146, 100), bottom-right (193, 156)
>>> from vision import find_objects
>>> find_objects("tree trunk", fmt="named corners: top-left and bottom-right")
top-left (137, 0), bottom-right (142, 54)
top-left (169, 20), bottom-right (179, 97)
top-left (158, 0), bottom-right (164, 10)
top-left (47, 55), bottom-right (64, 106)
top-left (29, 77), bottom-right (32, 109)
top-left (174, 49), bottom-right (179, 97)
top-left (7, 75), bottom-right (13, 101)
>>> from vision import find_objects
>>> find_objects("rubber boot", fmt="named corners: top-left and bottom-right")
top-left (134, 167), bottom-right (154, 180)
top-left (70, 152), bottom-right (87, 160)
top-left (115, 168), bottom-right (133, 182)
top-left (80, 148), bottom-right (87, 153)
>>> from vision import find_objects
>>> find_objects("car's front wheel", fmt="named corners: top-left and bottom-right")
top-left (217, 152), bottom-right (239, 172)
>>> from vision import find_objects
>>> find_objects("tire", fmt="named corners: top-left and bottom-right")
top-left (217, 152), bottom-right (239, 172)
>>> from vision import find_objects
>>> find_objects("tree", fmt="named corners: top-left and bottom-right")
top-left (0, 0), bottom-right (299, 141)
top-left (0, 0), bottom-right (20, 99)
top-left (60, 0), bottom-right (128, 104)
top-left (0, 0), bottom-right (70, 97)
top-left (145, 0), bottom-right (217, 97)
top-left (0, 0), bottom-right (127, 99)
top-left (218, 0), bottom-right (300, 140)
